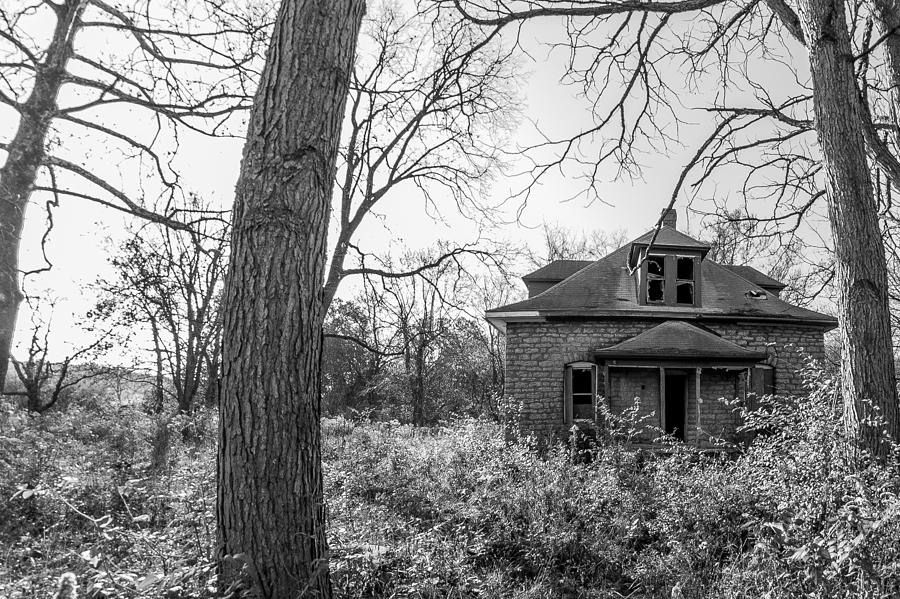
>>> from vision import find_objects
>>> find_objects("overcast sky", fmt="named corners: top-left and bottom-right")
top-left (5, 2), bottom-right (828, 361)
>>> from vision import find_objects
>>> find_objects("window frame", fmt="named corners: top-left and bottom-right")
top-left (645, 254), bottom-right (666, 304)
top-left (637, 252), bottom-right (702, 308)
top-left (674, 255), bottom-right (696, 306)
top-left (564, 361), bottom-right (597, 423)
top-left (749, 365), bottom-right (775, 399)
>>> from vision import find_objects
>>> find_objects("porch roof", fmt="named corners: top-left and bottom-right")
top-left (593, 320), bottom-right (766, 362)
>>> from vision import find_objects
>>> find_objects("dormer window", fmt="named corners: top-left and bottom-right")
top-left (647, 255), bottom-right (665, 303)
top-left (627, 213), bottom-right (707, 308)
top-left (676, 256), bottom-right (695, 305)
top-left (637, 252), bottom-right (701, 307)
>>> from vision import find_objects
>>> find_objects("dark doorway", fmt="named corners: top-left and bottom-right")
top-left (664, 373), bottom-right (687, 441)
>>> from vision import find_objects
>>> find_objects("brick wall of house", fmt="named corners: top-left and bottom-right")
top-left (689, 368), bottom-right (746, 446)
top-left (709, 322), bottom-right (826, 398)
top-left (606, 367), bottom-right (659, 443)
top-left (504, 318), bottom-right (827, 441)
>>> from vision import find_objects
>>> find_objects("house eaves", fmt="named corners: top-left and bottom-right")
top-left (593, 320), bottom-right (767, 361)
top-left (484, 310), bottom-right (543, 334)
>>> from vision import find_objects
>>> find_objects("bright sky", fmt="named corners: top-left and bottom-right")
top-left (5, 2), bottom-right (831, 362)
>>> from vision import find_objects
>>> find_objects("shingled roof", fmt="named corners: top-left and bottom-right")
top-left (522, 259), bottom-right (593, 282)
top-left (487, 227), bottom-right (837, 329)
top-left (721, 265), bottom-right (787, 291)
top-left (594, 321), bottom-right (766, 361)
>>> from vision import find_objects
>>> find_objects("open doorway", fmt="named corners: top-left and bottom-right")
top-left (664, 372), bottom-right (687, 441)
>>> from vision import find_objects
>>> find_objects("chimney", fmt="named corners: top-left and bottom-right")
top-left (661, 208), bottom-right (677, 229)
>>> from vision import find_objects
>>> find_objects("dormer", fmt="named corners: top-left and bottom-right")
top-left (628, 209), bottom-right (710, 308)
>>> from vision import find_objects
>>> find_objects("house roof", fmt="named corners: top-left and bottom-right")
top-left (720, 265), bottom-right (787, 291)
top-left (594, 320), bottom-right (766, 360)
top-left (487, 228), bottom-right (837, 329)
top-left (628, 226), bottom-right (711, 266)
top-left (522, 259), bottom-right (594, 282)
top-left (630, 226), bottom-right (712, 250)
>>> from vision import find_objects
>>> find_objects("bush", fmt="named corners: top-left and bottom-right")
top-left (0, 399), bottom-right (218, 598)
top-left (2, 368), bottom-right (899, 598)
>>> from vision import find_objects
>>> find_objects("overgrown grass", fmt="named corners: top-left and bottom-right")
top-left (2, 371), bottom-right (899, 598)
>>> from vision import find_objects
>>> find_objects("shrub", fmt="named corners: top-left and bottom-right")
top-left (2, 367), bottom-right (898, 598)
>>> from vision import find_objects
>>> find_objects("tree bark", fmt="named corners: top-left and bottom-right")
top-left (216, 1), bottom-right (364, 597)
top-left (0, 2), bottom-right (84, 390)
top-left (796, 0), bottom-right (900, 457)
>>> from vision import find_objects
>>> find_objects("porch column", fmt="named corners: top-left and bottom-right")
top-left (602, 362), bottom-right (610, 402)
top-left (600, 362), bottom-right (610, 426)
top-left (695, 367), bottom-right (702, 447)
top-left (745, 367), bottom-right (754, 410)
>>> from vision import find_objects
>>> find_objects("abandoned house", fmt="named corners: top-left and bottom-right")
top-left (486, 209), bottom-right (837, 446)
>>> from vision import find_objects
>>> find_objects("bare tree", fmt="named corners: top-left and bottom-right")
top-left (370, 255), bottom-right (461, 425)
top-left (0, 0), bottom-right (269, 389)
top-left (322, 298), bottom-right (394, 417)
top-left (97, 212), bottom-right (227, 414)
top-left (322, 1), bottom-right (519, 310)
top-left (701, 208), bottom-right (831, 305)
top-left (216, 1), bottom-right (365, 596)
top-left (525, 222), bottom-right (628, 269)
top-left (5, 297), bottom-right (109, 413)
top-left (329, 248), bottom-right (507, 423)
top-left (473, 271), bottom-right (519, 406)
top-left (883, 209), bottom-right (900, 335)
top-left (444, 0), bottom-right (900, 457)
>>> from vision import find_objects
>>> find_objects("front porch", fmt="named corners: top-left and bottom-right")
top-left (600, 363), bottom-right (758, 447)
top-left (567, 321), bottom-right (772, 447)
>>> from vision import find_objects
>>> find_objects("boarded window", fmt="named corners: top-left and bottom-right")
top-left (751, 366), bottom-right (775, 397)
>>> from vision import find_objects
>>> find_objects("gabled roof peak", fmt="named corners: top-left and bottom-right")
top-left (628, 226), bottom-right (711, 268)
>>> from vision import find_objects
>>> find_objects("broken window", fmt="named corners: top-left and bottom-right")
top-left (676, 256), bottom-right (694, 280)
top-left (675, 256), bottom-right (695, 305)
top-left (564, 363), bottom-right (596, 422)
top-left (647, 279), bottom-right (665, 302)
top-left (641, 253), bottom-right (700, 306)
top-left (646, 255), bottom-right (665, 303)
top-left (676, 282), bottom-right (694, 304)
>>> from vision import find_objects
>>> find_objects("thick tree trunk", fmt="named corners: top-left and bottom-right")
top-left (796, 0), bottom-right (900, 457)
top-left (216, 1), bottom-right (364, 597)
top-left (0, 3), bottom-right (83, 390)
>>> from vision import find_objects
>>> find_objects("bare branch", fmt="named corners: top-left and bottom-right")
top-left (449, 0), bottom-right (729, 26)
